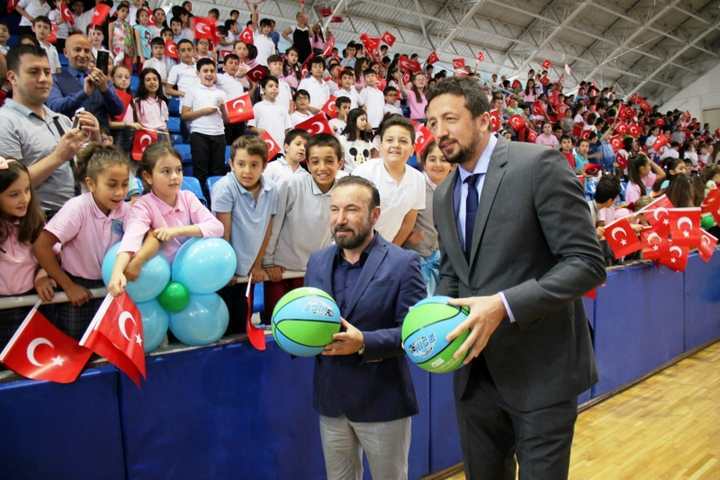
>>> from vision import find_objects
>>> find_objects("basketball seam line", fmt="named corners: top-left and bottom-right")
top-left (402, 309), bottom-right (461, 340)
top-left (274, 327), bottom-right (331, 348)
top-left (273, 294), bottom-right (334, 319)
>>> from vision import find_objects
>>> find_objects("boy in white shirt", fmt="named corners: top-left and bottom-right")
top-left (181, 58), bottom-right (229, 194)
top-left (298, 56), bottom-right (330, 110)
top-left (143, 37), bottom-right (169, 82)
top-left (358, 68), bottom-right (385, 130)
top-left (383, 86), bottom-right (403, 116)
top-left (254, 18), bottom-right (276, 66)
top-left (267, 54), bottom-right (292, 113)
top-left (32, 16), bottom-right (61, 74)
top-left (216, 53), bottom-right (245, 98)
top-left (290, 89), bottom-right (313, 127)
top-left (329, 97), bottom-right (351, 136)
top-left (334, 68), bottom-right (360, 109)
top-left (249, 75), bottom-right (292, 148)
top-left (165, 39), bottom-right (197, 102)
top-left (264, 129), bottom-right (310, 185)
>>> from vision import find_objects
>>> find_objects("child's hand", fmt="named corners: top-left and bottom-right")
top-left (64, 282), bottom-right (91, 306)
top-left (124, 259), bottom-right (143, 281)
top-left (130, 122), bottom-right (144, 130)
top-left (108, 272), bottom-right (127, 297)
top-left (406, 229), bottom-right (424, 247)
top-left (204, 106), bottom-right (220, 116)
top-left (250, 266), bottom-right (269, 283)
top-left (153, 227), bottom-right (177, 242)
top-left (35, 276), bottom-right (56, 303)
top-left (265, 265), bottom-right (284, 283)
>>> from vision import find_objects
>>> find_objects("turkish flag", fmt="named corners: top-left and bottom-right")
top-left (701, 188), bottom-right (720, 223)
top-left (0, 304), bottom-right (92, 383)
top-left (321, 96), bottom-right (338, 119)
top-left (225, 93), bottom-right (254, 124)
top-left (668, 208), bottom-right (701, 247)
top-left (526, 129), bottom-right (538, 143)
top-left (659, 245), bottom-right (689, 272)
top-left (321, 37), bottom-right (335, 58)
top-left (616, 123), bottom-right (628, 135)
top-left (640, 229), bottom-right (669, 261)
top-left (511, 79), bottom-right (522, 90)
top-left (295, 112), bottom-right (333, 135)
top-left (59, 2), bottom-right (75, 26)
top-left (604, 217), bottom-right (642, 258)
top-left (608, 135), bottom-right (623, 152)
top-left (91, 4), bottom-right (111, 26)
top-left (698, 230), bottom-right (718, 263)
top-left (414, 124), bottom-right (434, 156)
top-left (48, 22), bottom-right (58, 44)
top-left (653, 134), bottom-right (669, 152)
top-left (319, 6), bottom-right (332, 17)
top-left (381, 31), bottom-right (396, 47)
top-left (193, 17), bottom-right (219, 43)
top-left (260, 130), bottom-right (281, 159)
top-left (330, 16), bottom-right (343, 23)
top-left (532, 101), bottom-right (545, 116)
top-left (7, 0), bottom-right (17, 12)
top-left (426, 52), bottom-right (439, 65)
top-left (542, 59), bottom-right (551, 70)
top-left (397, 55), bottom-right (421, 74)
top-left (489, 109), bottom-right (501, 132)
top-left (245, 280), bottom-right (266, 351)
top-left (361, 35), bottom-right (381, 53)
top-left (239, 26), bottom-right (254, 45)
top-left (131, 129), bottom-right (158, 161)
top-left (628, 124), bottom-right (641, 138)
top-left (164, 39), bottom-right (179, 59)
top-left (508, 114), bottom-right (525, 132)
top-left (246, 65), bottom-right (269, 83)
top-left (638, 194), bottom-right (673, 236)
top-left (476, 51), bottom-right (485, 62)
top-left (452, 58), bottom-right (465, 69)
top-left (80, 293), bottom-right (146, 386)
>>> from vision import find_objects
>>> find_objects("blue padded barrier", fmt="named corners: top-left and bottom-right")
top-left (683, 252), bottom-right (720, 350)
top-left (428, 371), bottom-right (462, 473)
top-left (0, 366), bottom-right (125, 480)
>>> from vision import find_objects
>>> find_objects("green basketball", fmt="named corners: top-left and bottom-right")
top-left (271, 287), bottom-right (342, 357)
top-left (401, 296), bottom-right (470, 373)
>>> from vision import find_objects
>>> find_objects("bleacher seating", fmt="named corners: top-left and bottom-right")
top-left (206, 175), bottom-right (223, 193)
top-left (181, 176), bottom-right (206, 205)
top-left (167, 116), bottom-right (182, 135)
top-left (174, 143), bottom-right (192, 164)
top-left (130, 75), bottom-right (140, 93)
top-left (168, 97), bottom-right (181, 116)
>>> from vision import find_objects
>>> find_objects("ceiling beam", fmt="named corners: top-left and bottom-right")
top-left (412, 0), bottom-right (436, 50)
top-left (435, 0), bottom-right (488, 54)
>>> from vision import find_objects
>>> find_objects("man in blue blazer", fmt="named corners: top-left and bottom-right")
top-left (47, 33), bottom-right (124, 130)
top-left (304, 175), bottom-right (426, 480)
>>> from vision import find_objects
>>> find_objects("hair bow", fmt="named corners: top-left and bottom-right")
top-left (0, 157), bottom-right (16, 170)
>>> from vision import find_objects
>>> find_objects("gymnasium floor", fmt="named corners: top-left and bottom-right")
top-left (445, 341), bottom-right (720, 480)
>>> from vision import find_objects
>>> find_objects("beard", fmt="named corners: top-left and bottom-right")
top-left (441, 138), bottom-right (474, 165)
top-left (333, 224), bottom-right (372, 250)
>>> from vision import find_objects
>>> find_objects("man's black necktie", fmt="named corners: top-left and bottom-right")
top-left (464, 174), bottom-right (481, 259)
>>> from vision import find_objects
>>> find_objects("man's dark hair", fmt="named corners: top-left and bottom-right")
top-left (426, 76), bottom-right (491, 117)
top-left (594, 176), bottom-right (620, 204)
top-left (334, 175), bottom-right (381, 211)
top-left (6, 45), bottom-right (48, 73)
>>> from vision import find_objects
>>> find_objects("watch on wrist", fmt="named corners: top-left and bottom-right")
top-left (357, 344), bottom-right (365, 355)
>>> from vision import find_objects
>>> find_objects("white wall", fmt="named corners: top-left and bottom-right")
top-left (661, 63), bottom-right (720, 128)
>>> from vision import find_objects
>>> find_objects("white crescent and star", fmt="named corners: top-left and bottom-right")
top-left (311, 121), bottom-right (324, 134)
top-left (196, 23), bottom-right (210, 34)
top-left (231, 98), bottom-right (247, 110)
top-left (26, 337), bottom-right (54, 368)
top-left (677, 217), bottom-right (693, 236)
top-left (611, 227), bottom-right (628, 245)
top-left (669, 246), bottom-right (682, 263)
top-left (118, 311), bottom-right (136, 342)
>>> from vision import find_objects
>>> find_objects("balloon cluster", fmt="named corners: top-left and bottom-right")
top-left (102, 238), bottom-right (237, 352)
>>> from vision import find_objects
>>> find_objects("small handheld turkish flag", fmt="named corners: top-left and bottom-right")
top-left (476, 51), bottom-right (485, 62)
top-left (260, 130), bottom-right (281, 159)
top-left (322, 37), bottom-right (335, 58)
top-left (702, 188), bottom-right (720, 223)
top-left (131, 129), bottom-right (158, 161)
top-left (80, 293), bottom-right (146, 386)
top-left (398, 55), bottom-right (421, 73)
top-left (60, 2), bottom-right (75, 26)
top-left (192, 16), bottom-right (219, 43)
top-left (489, 109), bottom-right (501, 132)
top-left (414, 124), bottom-right (434, 156)
top-left (246, 65), bottom-right (269, 83)
top-left (508, 114), bottom-right (526, 132)
top-left (361, 36), bottom-right (381, 53)
top-left (698, 230), bottom-right (718, 263)
top-left (164, 39), bottom-right (179, 59)
top-left (321, 96), bottom-right (338, 119)
top-left (638, 194), bottom-right (673, 236)
top-left (225, 93), bottom-right (254, 124)
top-left (542, 59), bottom-right (551, 70)
top-left (653, 134), bottom-right (669, 152)
top-left (48, 22), bottom-right (58, 44)
top-left (668, 208), bottom-right (701, 247)
top-left (0, 303), bottom-right (92, 384)
top-left (295, 112), bottom-right (333, 135)
top-left (245, 279), bottom-right (266, 351)
top-left (426, 52), bottom-right (439, 65)
top-left (659, 245), bottom-right (689, 272)
top-left (452, 58), bottom-right (465, 69)
top-left (640, 229), bottom-right (669, 261)
top-left (240, 26), bottom-right (254, 45)
top-left (604, 217), bottom-right (642, 258)
top-left (526, 129), bottom-right (538, 143)
top-left (381, 31), bottom-right (396, 47)
top-left (91, 4), bottom-right (111, 26)
top-left (628, 124), bottom-right (641, 138)
top-left (532, 101), bottom-right (545, 116)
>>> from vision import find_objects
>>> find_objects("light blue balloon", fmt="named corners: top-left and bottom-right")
top-left (171, 238), bottom-right (237, 294)
top-left (137, 299), bottom-right (169, 353)
top-left (101, 242), bottom-right (171, 303)
top-left (169, 293), bottom-right (229, 346)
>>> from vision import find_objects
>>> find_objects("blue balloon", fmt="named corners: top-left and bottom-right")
top-left (171, 238), bottom-right (237, 294)
top-left (136, 299), bottom-right (169, 353)
top-left (169, 293), bottom-right (229, 346)
top-left (101, 242), bottom-right (171, 303)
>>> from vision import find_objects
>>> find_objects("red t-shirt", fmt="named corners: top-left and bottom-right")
top-left (563, 151), bottom-right (576, 170)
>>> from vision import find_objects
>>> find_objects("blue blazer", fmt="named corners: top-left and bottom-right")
top-left (47, 67), bottom-right (124, 129)
top-left (304, 234), bottom-right (426, 422)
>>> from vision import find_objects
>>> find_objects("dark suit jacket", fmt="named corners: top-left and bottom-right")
top-left (47, 67), bottom-right (124, 130)
top-left (304, 234), bottom-right (426, 422)
top-left (434, 138), bottom-right (606, 412)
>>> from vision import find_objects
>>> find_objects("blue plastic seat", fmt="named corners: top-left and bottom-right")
top-left (167, 116), bottom-right (181, 134)
top-left (181, 176), bottom-right (206, 205)
top-left (174, 144), bottom-right (192, 165)
top-left (170, 134), bottom-right (185, 145)
top-left (168, 97), bottom-right (181, 116)
top-left (130, 75), bottom-right (140, 93)
top-left (225, 145), bottom-right (232, 164)
top-left (206, 175), bottom-right (223, 194)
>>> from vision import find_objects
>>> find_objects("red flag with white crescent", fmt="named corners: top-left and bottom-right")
top-left (245, 280), bottom-right (266, 351)
top-left (698, 230), bottom-right (718, 263)
top-left (701, 188), bottom-right (720, 223)
top-left (321, 95), bottom-right (338, 119)
top-left (60, 2), bottom-right (75, 26)
top-left (192, 16), bottom-right (219, 43)
top-left (640, 229), bottom-right (670, 261)
top-left (414, 124), bottom-right (434, 156)
top-left (48, 22), bottom-right (58, 44)
top-left (246, 65), bottom-right (269, 83)
top-left (80, 293), bottom-right (146, 386)
top-left (240, 26), bottom-right (254, 45)
top-left (225, 93), bottom-right (254, 124)
top-left (542, 59), bottom-right (551, 70)
top-left (638, 194), bottom-right (674, 236)
top-left (164, 39), bottom-right (179, 59)
top-left (381, 31), bottom-right (396, 47)
top-left (260, 130), bottom-right (281, 159)
top-left (426, 52), bottom-right (439, 65)
top-left (668, 208), bottom-right (701, 247)
top-left (91, 4), bottom-right (111, 26)
top-left (603, 217), bottom-right (642, 258)
top-left (452, 58), bottom-right (465, 69)
top-left (0, 304), bottom-right (92, 383)
top-left (658, 245), bottom-right (689, 272)
top-left (131, 128), bottom-right (158, 161)
top-left (295, 112), bottom-right (333, 135)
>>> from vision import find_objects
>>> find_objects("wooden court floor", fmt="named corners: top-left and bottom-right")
top-left (446, 341), bottom-right (720, 480)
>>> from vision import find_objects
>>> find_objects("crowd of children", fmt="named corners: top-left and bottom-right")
top-left (0, 0), bottom-right (719, 348)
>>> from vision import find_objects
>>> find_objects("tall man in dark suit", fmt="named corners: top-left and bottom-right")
top-left (47, 32), bottom-right (124, 130)
top-left (304, 175), bottom-right (426, 480)
top-left (426, 77), bottom-right (606, 479)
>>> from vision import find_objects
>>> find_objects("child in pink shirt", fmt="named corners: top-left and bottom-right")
top-left (108, 143), bottom-right (223, 296)
top-left (33, 145), bottom-right (131, 339)
top-left (0, 158), bottom-right (55, 346)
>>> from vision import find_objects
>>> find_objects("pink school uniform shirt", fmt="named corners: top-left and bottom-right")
top-left (45, 192), bottom-right (130, 280)
top-left (405, 89), bottom-right (427, 121)
top-left (119, 190), bottom-right (223, 261)
top-left (0, 225), bottom-right (37, 295)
